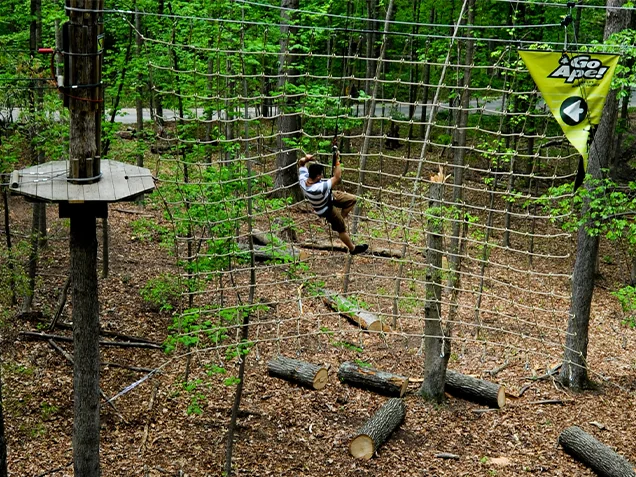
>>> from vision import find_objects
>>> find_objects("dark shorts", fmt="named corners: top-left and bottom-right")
top-left (322, 190), bottom-right (356, 233)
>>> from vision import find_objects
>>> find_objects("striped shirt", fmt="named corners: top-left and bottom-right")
top-left (299, 166), bottom-right (332, 216)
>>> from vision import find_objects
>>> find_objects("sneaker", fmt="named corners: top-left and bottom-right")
top-left (350, 244), bottom-right (369, 256)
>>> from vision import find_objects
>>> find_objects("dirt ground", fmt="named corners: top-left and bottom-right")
top-left (2, 173), bottom-right (636, 477)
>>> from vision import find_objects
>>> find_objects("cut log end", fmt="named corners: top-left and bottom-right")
top-left (400, 378), bottom-right (409, 398)
top-left (497, 386), bottom-right (506, 408)
top-left (349, 434), bottom-right (374, 460)
top-left (313, 367), bottom-right (329, 390)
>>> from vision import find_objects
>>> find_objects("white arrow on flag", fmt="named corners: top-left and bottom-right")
top-left (563, 100), bottom-right (585, 123)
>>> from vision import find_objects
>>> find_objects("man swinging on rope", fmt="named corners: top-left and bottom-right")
top-left (298, 148), bottom-right (368, 255)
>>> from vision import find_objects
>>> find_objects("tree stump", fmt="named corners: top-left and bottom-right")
top-left (267, 356), bottom-right (328, 390)
top-left (338, 361), bottom-right (409, 397)
top-left (558, 426), bottom-right (636, 477)
top-left (321, 290), bottom-right (391, 332)
top-left (445, 370), bottom-right (505, 408)
top-left (349, 398), bottom-right (406, 459)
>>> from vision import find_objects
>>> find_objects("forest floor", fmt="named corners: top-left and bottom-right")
top-left (2, 168), bottom-right (636, 477)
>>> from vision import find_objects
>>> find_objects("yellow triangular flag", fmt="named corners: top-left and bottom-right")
top-left (519, 50), bottom-right (620, 168)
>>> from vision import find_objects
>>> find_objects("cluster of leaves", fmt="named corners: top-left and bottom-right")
top-left (164, 302), bottom-right (267, 414)
top-left (535, 176), bottom-right (636, 326)
top-left (139, 272), bottom-right (188, 313)
top-left (534, 177), bottom-right (636, 246)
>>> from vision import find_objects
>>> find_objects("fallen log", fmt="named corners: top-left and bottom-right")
top-left (445, 370), bottom-right (505, 408)
top-left (47, 339), bottom-right (128, 423)
top-left (321, 290), bottom-right (391, 333)
top-left (558, 426), bottom-right (636, 477)
top-left (55, 322), bottom-right (159, 345)
top-left (338, 361), bottom-right (408, 397)
top-left (300, 240), bottom-right (403, 258)
top-left (349, 398), bottom-right (406, 459)
top-left (237, 243), bottom-right (307, 262)
top-left (267, 356), bottom-right (328, 390)
top-left (19, 331), bottom-right (162, 350)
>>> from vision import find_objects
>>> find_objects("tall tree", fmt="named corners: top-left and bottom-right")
top-left (559, 0), bottom-right (631, 390)
top-left (272, 0), bottom-right (302, 201)
top-left (66, 0), bottom-right (104, 473)
top-left (23, 0), bottom-right (46, 313)
top-left (0, 357), bottom-right (7, 477)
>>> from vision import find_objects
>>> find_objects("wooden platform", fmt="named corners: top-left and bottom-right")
top-left (9, 160), bottom-right (155, 203)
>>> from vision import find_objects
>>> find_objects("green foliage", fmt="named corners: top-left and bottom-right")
top-left (182, 379), bottom-right (206, 415)
top-left (534, 176), bottom-right (636, 245)
top-left (331, 293), bottom-right (370, 315)
top-left (612, 286), bottom-right (636, 328)
top-left (130, 217), bottom-right (171, 245)
top-left (140, 273), bottom-right (185, 313)
top-left (354, 359), bottom-right (372, 368)
top-left (332, 341), bottom-right (363, 353)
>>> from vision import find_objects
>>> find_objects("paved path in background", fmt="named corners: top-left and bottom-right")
top-left (4, 89), bottom-right (635, 125)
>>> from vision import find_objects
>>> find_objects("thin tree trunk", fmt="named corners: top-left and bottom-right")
top-left (168, 8), bottom-right (194, 310)
top-left (420, 176), bottom-right (451, 403)
top-left (102, 21), bottom-right (134, 158)
top-left (559, 0), bottom-right (628, 390)
top-left (153, 0), bottom-right (165, 125)
top-left (273, 0), bottom-right (302, 201)
top-left (23, 0), bottom-right (45, 313)
top-left (365, 0), bottom-right (377, 111)
top-left (0, 356), bottom-right (7, 477)
top-left (343, 0), bottom-right (395, 294)
top-left (224, 143), bottom-right (257, 477)
top-left (2, 189), bottom-right (16, 305)
top-left (135, 4), bottom-right (144, 168)
top-left (448, 0), bottom-right (474, 288)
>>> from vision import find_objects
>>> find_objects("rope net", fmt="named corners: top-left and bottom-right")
top-left (101, 1), bottom-right (629, 379)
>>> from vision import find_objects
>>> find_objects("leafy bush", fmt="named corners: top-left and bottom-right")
top-left (612, 286), bottom-right (636, 328)
top-left (140, 273), bottom-right (184, 312)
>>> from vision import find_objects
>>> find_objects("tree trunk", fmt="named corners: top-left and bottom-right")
top-left (135, 4), bottom-right (144, 168)
top-left (559, 426), bottom-right (636, 477)
top-left (2, 189), bottom-right (16, 305)
top-left (23, 0), bottom-right (45, 313)
top-left (71, 215), bottom-right (100, 476)
top-left (273, 0), bottom-right (302, 201)
top-left (448, 0), bottom-right (474, 286)
top-left (223, 159), bottom-right (257, 476)
top-left (349, 398), bottom-right (405, 460)
top-left (0, 360), bottom-right (7, 477)
top-left (67, 1), bottom-right (103, 473)
top-left (420, 176), bottom-right (451, 403)
top-left (153, 0), bottom-right (164, 125)
top-left (364, 0), bottom-right (378, 111)
top-left (559, 0), bottom-right (628, 390)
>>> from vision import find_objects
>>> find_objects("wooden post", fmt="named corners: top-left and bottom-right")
top-left (65, 1), bottom-right (104, 475)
